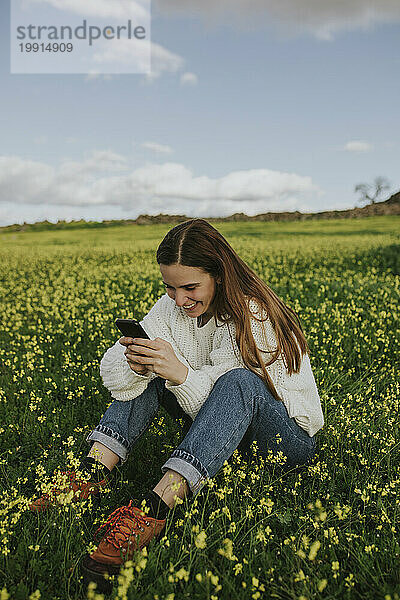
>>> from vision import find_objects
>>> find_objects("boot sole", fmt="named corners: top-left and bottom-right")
top-left (81, 555), bottom-right (120, 595)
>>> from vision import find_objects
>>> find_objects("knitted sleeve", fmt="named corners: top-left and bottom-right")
top-left (100, 294), bottom-right (173, 402)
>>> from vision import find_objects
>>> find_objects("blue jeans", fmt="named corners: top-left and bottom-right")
top-left (87, 368), bottom-right (316, 497)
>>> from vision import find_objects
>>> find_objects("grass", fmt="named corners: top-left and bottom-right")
top-left (0, 215), bottom-right (399, 600)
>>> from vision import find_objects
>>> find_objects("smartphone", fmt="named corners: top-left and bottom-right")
top-left (115, 318), bottom-right (150, 340)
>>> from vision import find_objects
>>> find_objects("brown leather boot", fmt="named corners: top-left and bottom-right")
top-left (29, 470), bottom-right (109, 513)
top-left (81, 501), bottom-right (166, 590)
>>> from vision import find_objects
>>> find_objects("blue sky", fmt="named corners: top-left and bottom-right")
top-left (0, 0), bottom-right (399, 226)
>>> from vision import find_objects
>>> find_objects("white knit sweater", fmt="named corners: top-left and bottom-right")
top-left (100, 294), bottom-right (324, 437)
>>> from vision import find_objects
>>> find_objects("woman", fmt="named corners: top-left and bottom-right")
top-left (30, 218), bottom-right (324, 588)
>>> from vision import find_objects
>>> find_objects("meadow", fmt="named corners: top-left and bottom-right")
top-left (0, 216), bottom-right (399, 600)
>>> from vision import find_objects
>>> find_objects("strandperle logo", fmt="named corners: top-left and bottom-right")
top-left (16, 19), bottom-right (147, 46)
top-left (11, 0), bottom-right (151, 75)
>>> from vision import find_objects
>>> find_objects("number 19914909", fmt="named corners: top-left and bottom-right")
top-left (19, 43), bottom-right (73, 52)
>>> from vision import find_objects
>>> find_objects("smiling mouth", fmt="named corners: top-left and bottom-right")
top-left (183, 301), bottom-right (198, 309)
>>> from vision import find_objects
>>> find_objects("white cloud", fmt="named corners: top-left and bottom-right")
top-left (147, 42), bottom-right (186, 81)
top-left (90, 39), bottom-right (184, 80)
top-left (92, 38), bottom-right (150, 71)
top-left (0, 152), bottom-right (323, 219)
top-left (142, 142), bottom-right (174, 154)
top-left (180, 72), bottom-right (198, 86)
top-left (155, 0), bottom-right (400, 40)
top-left (0, 156), bottom-right (53, 204)
top-left (58, 150), bottom-right (129, 176)
top-left (0, 151), bottom-right (128, 207)
top-left (344, 140), bottom-right (373, 153)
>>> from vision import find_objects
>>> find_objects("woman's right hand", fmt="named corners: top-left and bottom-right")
top-left (119, 337), bottom-right (149, 375)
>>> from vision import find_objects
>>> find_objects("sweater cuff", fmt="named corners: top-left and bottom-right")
top-left (165, 367), bottom-right (206, 415)
top-left (100, 341), bottom-right (154, 392)
top-left (129, 367), bottom-right (154, 378)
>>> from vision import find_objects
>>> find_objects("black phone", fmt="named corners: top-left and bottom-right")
top-left (115, 318), bottom-right (150, 340)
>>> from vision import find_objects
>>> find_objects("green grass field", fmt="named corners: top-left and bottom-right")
top-left (0, 216), bottom-right (399, 600)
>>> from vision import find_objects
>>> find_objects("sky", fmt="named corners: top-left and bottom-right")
top-left (0, 0), bottom-right (399, 226)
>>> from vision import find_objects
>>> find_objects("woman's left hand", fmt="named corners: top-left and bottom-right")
top-left (125, 338), bottom-right (189, 385)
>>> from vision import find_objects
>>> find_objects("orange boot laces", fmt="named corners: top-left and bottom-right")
top-left (94, 501), bottom-right (154, 549)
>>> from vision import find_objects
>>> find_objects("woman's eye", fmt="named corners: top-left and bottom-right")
top-left (164, 285), bottom-right (195, 291)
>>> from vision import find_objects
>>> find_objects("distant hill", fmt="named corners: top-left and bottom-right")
top-left (1, 191), bottom-right (399, 233)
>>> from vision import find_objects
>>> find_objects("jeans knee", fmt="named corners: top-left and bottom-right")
top-left (216, 368), bottom-right (259, 388)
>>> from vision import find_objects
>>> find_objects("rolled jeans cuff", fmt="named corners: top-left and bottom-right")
top-left (161, 449), bottom-right (209, 497)
top-left (86, 425), bottom-right (130, 465)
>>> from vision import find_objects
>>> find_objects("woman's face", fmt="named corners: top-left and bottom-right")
top-left (159, 263), bottom-right (219, 318)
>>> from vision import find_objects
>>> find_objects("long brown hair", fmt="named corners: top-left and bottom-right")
top-left (156, 218), bottom-right (309, 402)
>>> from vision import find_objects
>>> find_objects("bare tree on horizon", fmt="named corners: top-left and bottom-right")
top-left (354, 176), bottom-right (391, 206)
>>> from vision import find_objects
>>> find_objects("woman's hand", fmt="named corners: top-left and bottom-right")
top-left (119, 337), bottom-right (188, 385)
top-left (119, 337), bottom-right (150, 375)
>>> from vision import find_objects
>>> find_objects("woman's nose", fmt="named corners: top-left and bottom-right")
top-left (175, 291), bottom-right (190, 306)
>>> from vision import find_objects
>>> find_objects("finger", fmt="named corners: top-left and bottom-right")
top-left (119, 336), bottom-right (135, 346)
top-left (128, 344), bottom-right (157, 356)
top-left (124, 349), bottom-right (139, 358)
top-left (133, 338), bottom-right (159, 349)
top-left (128, 362), bottom-right (148, 372)
top-left (125, 352), bottom-right (154, 365)
top-left (125, 352), bottom-right (144, 361)
top-left (126, 350), bottom-right (151, 362)
top-left (128, 355), bottom-right (154, 366)
top-left (126, 356), bottom-right (147, 368)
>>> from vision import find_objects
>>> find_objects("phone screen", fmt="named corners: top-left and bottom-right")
top-left (115, 319), bottom-right (150, 340)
